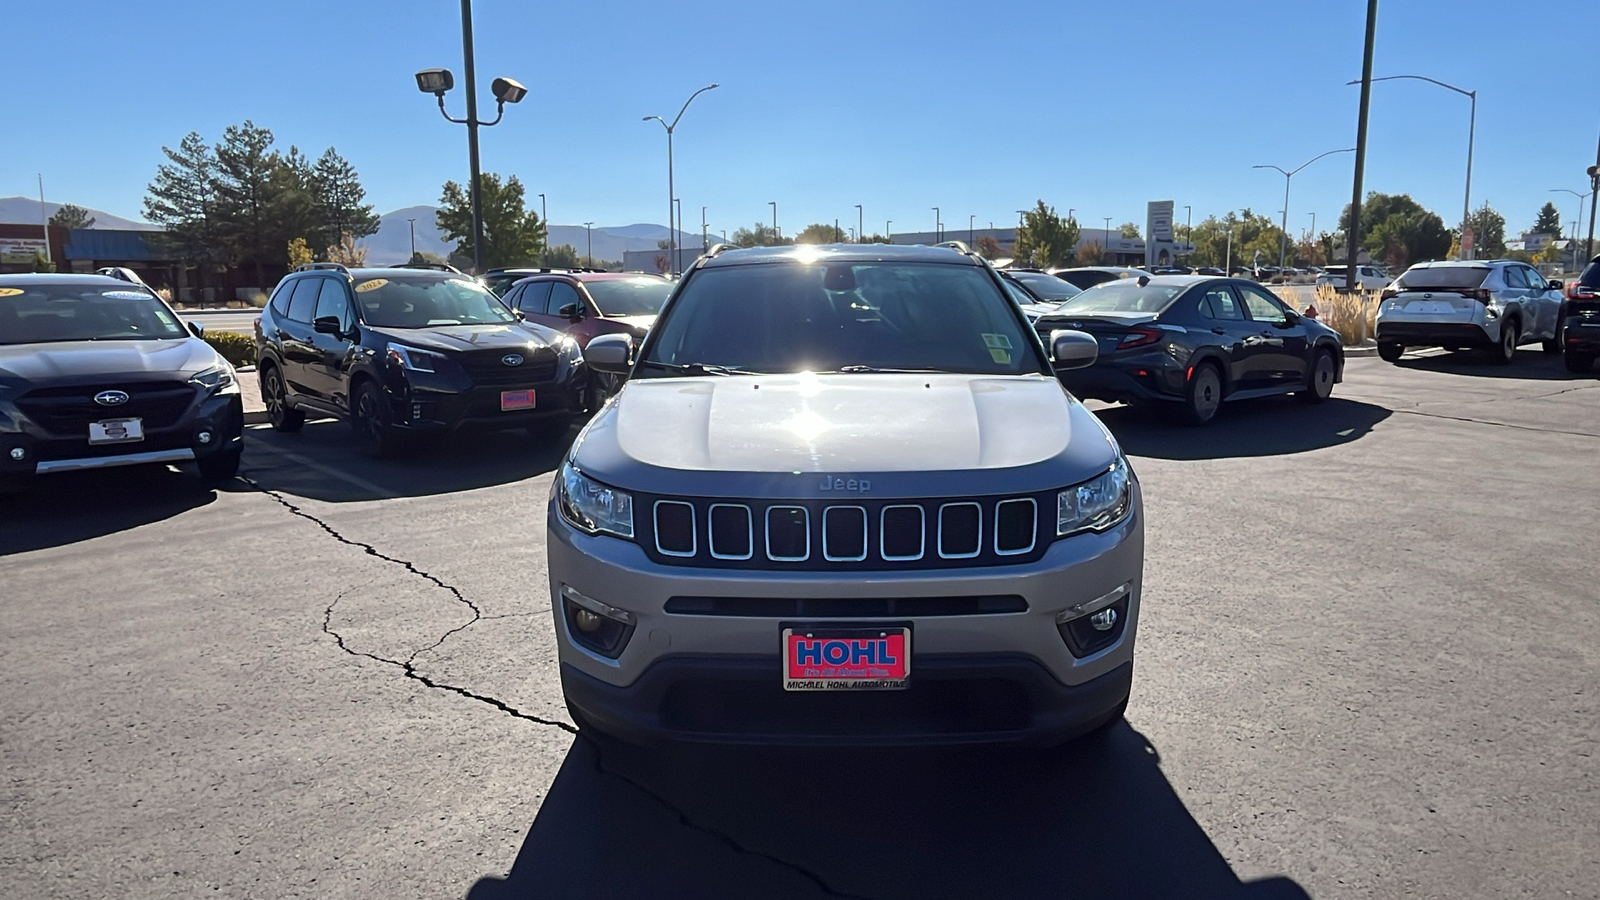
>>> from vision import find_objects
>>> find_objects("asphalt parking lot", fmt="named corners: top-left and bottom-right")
top-left (3, 349), bottom-right (1597, 899)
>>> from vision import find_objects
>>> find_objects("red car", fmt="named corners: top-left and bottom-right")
top-left (500, 272), bottom-right (675, 401)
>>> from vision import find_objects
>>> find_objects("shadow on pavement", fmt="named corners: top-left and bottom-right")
top-left (1392, 347), bottom-right (1577, 381)
top-left (469, 725), bottom-right (1309, 900)
top-left (1094, 396), bottom-right (1391, 461)
top-left (239, 420), bottom-right (572, 503)
top-left (0, 464), bottom-right (218, 556)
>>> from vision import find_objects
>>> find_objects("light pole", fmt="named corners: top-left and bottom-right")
top-left (407, 218), bottom-right (417, 258)
top-left (1349, 74), bottom-right (1475, 259)
top-left (583, 222), bottom-right (594, 268)
top-left (673, 198), bottom-right (682, 261)
top-left (538, 192), bottom-right (546, 248)
top-left (855, 204), bottom-right (863, 243)
top-left (769, 201), bottom-right (778, 241)
top-left (885, 220), bottom-right (892, 243)
top-left (701, 206), bottom-right (708, 250)
top-left (413, 2), bottom-right (526, 275)
top-left (1183, 204), bottom-right (1192, 261)
top-left (1309, 211), bottom-right (1317, 242)
top-left (1252, 147), bottom-right (1355, 271)
top-left (1016, 209), bottom-right (1026, 229)
top-left (1103, 216), bottom-right (1112, 252)
top-left (37, 174), bottom-right (51, 266)
top-left (1552, 188), bottom-right (1592, 271)
top-left (933, 207), bottom-right (941, 242)
top-left (969, 214), bottom-right (975, 246)
top-left (644, 83), bottom-right (719, 276)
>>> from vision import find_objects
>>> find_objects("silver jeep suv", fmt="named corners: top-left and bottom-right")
top-left (547, 243), bottom-right (1143, 746)
top-left (1375, 259), bottom-right (1566, 363)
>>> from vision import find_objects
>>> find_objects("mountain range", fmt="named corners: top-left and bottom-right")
top-left (0, 197), bottom-right (161, 231)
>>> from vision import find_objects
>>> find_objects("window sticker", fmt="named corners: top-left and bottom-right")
top-left (0, 287), bottom-right (25, 297)
top-left (982, 333), bottom-right (1013, 350)
top-left (354, 279), bottom-right (388, 293)
top-left (103, 290), bottom-right (151, 300)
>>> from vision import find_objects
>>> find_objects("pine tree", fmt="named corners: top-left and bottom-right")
top-left (48, 204), bottom-right (96, 230)
top-left (312, 148), bottom-right (380, 250)
top-left (1533, 202), bottom-right (1564, 238)
top-left (212, 121), bottom-right (287, 287)
top-left (144, 132), bottom-right (226, 291)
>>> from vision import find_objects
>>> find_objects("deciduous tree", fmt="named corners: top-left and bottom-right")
top-left (1014, 201), bottom-right (1079, 268)
top-left (729, 222), bottom-right (789, 248)
top-left (436, 172), bottom-right (546, 270)
top-left (48, 204), bottom-right (95, 230)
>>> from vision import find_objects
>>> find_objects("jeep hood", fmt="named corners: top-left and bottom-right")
top-left (0, 338), bottom-right (222, 385)
top-left (569, 373), bottom-right (1121, 499)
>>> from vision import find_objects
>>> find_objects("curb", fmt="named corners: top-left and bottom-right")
top-left (1343, 345), bottom-right (1378, 357)
top-left (244, 411), bottom-right (270, 425)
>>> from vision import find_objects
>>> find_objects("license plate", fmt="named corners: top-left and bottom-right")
top-left (88, 417), bottom-right (144, 444)
top-left (1409, 300), bottom-right (1454, 314)
top-left (783, 626), bottom-right (910, 691)
top-left (500, 389), bottom-right (536, 411)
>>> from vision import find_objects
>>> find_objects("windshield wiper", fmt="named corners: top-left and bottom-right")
top-left (832, 365), bottom-right (955, 374)
top-left (636, 360), bottom-right (757, 376)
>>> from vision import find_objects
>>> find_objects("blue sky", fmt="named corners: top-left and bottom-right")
top-left (4, 0), bottom-right (1596, 240)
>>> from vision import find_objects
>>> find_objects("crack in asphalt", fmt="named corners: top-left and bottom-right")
top-left (1391, 407), bottom-right (1600, 439)
top-left (242, 475), bottom-right (859, 892)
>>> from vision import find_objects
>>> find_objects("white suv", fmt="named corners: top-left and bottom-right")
top-left (1315, 264), bottom-right (1391, 291)
top-left (1374, 260), bottom-right (1566, 364)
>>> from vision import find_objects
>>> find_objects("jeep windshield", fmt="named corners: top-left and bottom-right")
top-left (0, 284), bottom-right (187, 344)
top-left (352, 275), bottom-right (518, 328)
top-left (637, 261), bottom-right (1042, 376)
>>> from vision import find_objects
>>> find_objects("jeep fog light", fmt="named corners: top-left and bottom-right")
top-left (560, 586), bottom-right (636, 659)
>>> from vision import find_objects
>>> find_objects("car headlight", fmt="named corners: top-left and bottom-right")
top-left (1058, 456), bottom-right (1132, 537)
top-left (386, 342), bottom-right (445, 372)
top-left (554, 336), bottom-right (583, 364)
top-left (557, 461), bottom-right (634, 539)
top-left (189, 364), bottom-right (238, 395)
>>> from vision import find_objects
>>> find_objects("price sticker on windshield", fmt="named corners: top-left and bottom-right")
top-left (354, 279), bottom-right (388, 293)
top-left (0, 287), bottom-right (23, 297)
top-left (983, 332), bottom-right (1013, 364)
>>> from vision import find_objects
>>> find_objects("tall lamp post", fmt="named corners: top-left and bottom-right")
top-left (1252, 148), bottom-right (1355, 271)
top-left (407, 218), bottom-right (417, 258)
top-left (1183, 204), bottom-right (1192, 261)
top-left (968, 214), bottom-right (975, 246)
top-left (413, 1), bottom-right (527, 275)
top-left (701, 206), bottom-right (708, 250)
top-left (644, 83), bottom-right (719, 276)
top-left (1348, 74), bottom-right (1475, 259)
top-left (673, 198), bottom-right (682, 263)
top-left (1552, 188), bottom-right (1593, 271)
top-left (855, 204), bottom-right (863, 243)
top-left (769, 201), bottom-right (778, 241)
top-left (538, 192), bottom-right (546, 255)
top-left (583, 222), bottom-right (594, 268)
top-left (932, 207), bottom-right (940, 242)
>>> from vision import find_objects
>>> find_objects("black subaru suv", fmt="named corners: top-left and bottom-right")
top-left (0, 273), bottom-right (244, 493)
top-left (1564, 254), bottom-right (1600, 375)
top-left (254, 265), bottom-right (588, 455)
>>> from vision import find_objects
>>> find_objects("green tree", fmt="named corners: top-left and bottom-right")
top-left (286, 237), bottom-right (314, 268)
top-left (311, 147), bottom-right (379, 250)
top-left (28, 251), bottom-right (55, 273)
top-left (544, 244), bottom-right (581, 267)
top-left (1533, 202), bottom-right (1563, 238)
top-left (212, 121), bottom-right (304, 287)
top-left (1013, 201), bottom-right (1079, 268)
top-left (436, 172), bottom-right (546, 270)
top-left (144, 132), bottom-right (226, 278)
top-left (48, 204), bottom-right (95, 230)
top-left (407, 250), bottom-right (448, 266)
top-left (729, 222), bottom-right (790, 248)
top-left (1464, 204), bottom-right (1507, 258)
top-left (975, 235), bottom-right (1002, 260)
top-left (856, 233), bottom-right (891, 245)
top-left (795, 223), bottom-right (846, 244)
top-left (1075, 240), bottom-right (1104, 266)
top-left (1336, 192), bottom-right (1451, 269)
top-left (1118, 222), bottom-right (1141, 239)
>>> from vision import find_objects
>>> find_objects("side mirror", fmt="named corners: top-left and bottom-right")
top-left (1280, 310), bottom-right (1302, 326)
top-left (1550, 280), bottom-right (1564, 291)
top-left (585, 333), bottom-right (633, 375)
top-left (558, 301), bottom-right (585, 320)
top-left (1050, 329), bottom-right (1098, 370)
top-left (313, 316), bottom-right (344, 336)
top-left (186, 321), bottom-right (205, 338)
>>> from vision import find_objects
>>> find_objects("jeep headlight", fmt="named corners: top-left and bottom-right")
top-left (557, 461), bottom-right (633, 539)
top-left (189, 364), bottom-right (238, 395)
top-left (1058, 456), bottom-right (1132, 537)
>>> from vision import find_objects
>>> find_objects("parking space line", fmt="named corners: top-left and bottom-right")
top-left (244, 432), bottom-right (401, 499)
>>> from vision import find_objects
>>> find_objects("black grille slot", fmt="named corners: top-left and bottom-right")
top-left (938, 503), bottom-right (982, 558)
top-left (709, 504), bottom-right (753, 559)
top-left (765, 507), bottom-right (810, 561)
top-left (995, 498), bottom-right (1037, 554)
top-left (17, 381), bottom-right (195, 436)
top-left (822, 506), bottom-right (867, 561)
top-left (665, 595), bottom-right (1028, 617)
top-left (880, 505), bottom-right (925, 560)
top-left (460, 348), bottom-right (558, 385)
top-left (653, 501), bottom-right (696, 556)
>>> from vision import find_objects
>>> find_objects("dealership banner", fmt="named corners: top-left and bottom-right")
top-left (0, 237), bottom-right (49, 264)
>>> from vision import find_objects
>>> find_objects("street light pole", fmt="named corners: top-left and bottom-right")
top-left (1183, 205), bottom-right (1192, 261)
top-left (407, 218), bottom-right (417, 258)
top-left (969, 214), bottom-right (975, 246)
top-left (1349, 74), bottom-right (1476, 259)
top-left (933, 207), bottom-right (940, 242)
top-left (701, 206), bottom-right (707, 250)
top-left (538, 193), bottom-right (546, 258)
top-left (583, 222), bottom-right (593, 268)
top-left (855, 204), bottom-right (863, 243)
top-left (1253, 148), bottom-right (1355, 272)
top-left (644, 83), bottom-right (719, 276)
top-left (674, 198), bottom-right (682, 262)
top-left (769, 201), bottom-right (778, 241)
top-left (1552, 188), bottom-right (1592, 271)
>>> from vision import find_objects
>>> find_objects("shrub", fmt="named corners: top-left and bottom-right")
top-left (204, 331), bottom-right (257, 367)
top-left (1312, 283), bottom-right (1380, 346)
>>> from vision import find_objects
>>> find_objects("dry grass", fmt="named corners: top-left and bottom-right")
top-left (1311, 283), bottom-right (1381, 345)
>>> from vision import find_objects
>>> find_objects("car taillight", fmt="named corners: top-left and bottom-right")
top-left (1118, 326), bottom-right (1162, 349)
top-left (1570, 284), bottom-right (1596, 300)
top-left (1380, 287), bottom-right (1398, 301)
top-left (1463, 288), bottom-right (1492, 303)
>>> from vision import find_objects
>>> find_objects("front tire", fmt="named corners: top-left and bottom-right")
top-left (261, 365), bottom-right (304, 433)
top-left (1179, 363), bottom-right (1224, 426)
top-left (351, 380), bottom-right (403, 458)
top-left (196, 448), bottom-right (242, 484)
top-left (1377, 341), bottom-right (1404, 362)
top-left (1298, 350), bottom-right (1336, 403)
top-left (1492, 321), bottom-right (1519, 365)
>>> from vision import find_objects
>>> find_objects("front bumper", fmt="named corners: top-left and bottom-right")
top-left (0, 390), bottom-right (243, 479)
top-left (546, 484), bottom-right (1143, 746)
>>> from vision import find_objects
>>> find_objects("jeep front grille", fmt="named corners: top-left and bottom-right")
top-left (638, 493), bottom-right (1050, 571)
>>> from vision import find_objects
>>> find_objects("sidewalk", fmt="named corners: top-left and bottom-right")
top-left (236, 366), bottom-right (267, 424)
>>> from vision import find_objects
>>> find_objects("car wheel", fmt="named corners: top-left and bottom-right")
top-left (1298, 350), bottom-right (1336, 404)
top-left (1543, 321), bottom-right (1564, 354)
top-left (1565, 353), bottom-right (1595, 375)
top-left (1492, 321), bottom-right (1519, 365)
top-left (261, 365), bottom-right (304, 433)
top-left (1377, 342), bottom-right (1404, 362)
top-left (196, 448), bottom-right (242, 484)
top-left (1179, 363), bottom-right (1224, 426)
top-left (351, 380), bottom-right (402, 458)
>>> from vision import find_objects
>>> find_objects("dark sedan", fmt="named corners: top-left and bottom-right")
top-left (1035, 275), bottom-right (1344, 424)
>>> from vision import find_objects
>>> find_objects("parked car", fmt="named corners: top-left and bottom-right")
top-left (1150, 265), bottom-right (1195, 275)
top-left (254, 264), bottom-right (589, 456)
top-left (501, 272), bottom-right (675, 405)
top-left (1049, 266), bottom-right (1154, 290)
top-left (1374, 260), bottom-right (1565, 364)
top-left (0, 273), bottom-right (244, 493)
top-left (481, 265), bottom-right (606, 297)
top-left (999, 269), bottom-right (1084, 321)
top-left (1034, 274), bottom-right (1344, 425)
top-left (1316, 264), bottom-right (1392, 291)
top-left (551, 242), bottom-right (1141, 747)
top-left (1560, 254), bottom-right (1600, 374)
top-left (1195, 267), bottom-right (1226, 277)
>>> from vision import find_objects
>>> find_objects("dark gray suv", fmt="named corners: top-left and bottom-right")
top-left (547, 243), bottom-right (1143, 747)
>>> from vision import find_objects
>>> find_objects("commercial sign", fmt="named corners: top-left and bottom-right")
top-left (1146, 201), bottom-right (1175, 243)
top-left (0, 237), bottom-right (49, 264)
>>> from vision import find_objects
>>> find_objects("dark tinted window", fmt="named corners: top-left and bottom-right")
top-left (641, 261), bottom-right (1038, 375)
top-left (517, 282), bottom-right (552, 315)
top-left (1008, 272), bottom-right (1082, 301)
top-left (313, 279), bottom-right (352, 329)
top-left (583, 278), bottom-right (674, 316)
top-left (269, 280), bottom-right (294, 316)
top-left (1396, 266), bottom-right (1491, 290)
top-left (0, 283), bottom-right (186, 344)
top-left (351, 275), bottom-right (517, 328)
top-left (1197, 285), bottom-right (1244, 320)
top-left (285, 278), bottom-right (320, 323)
top-left (547, 282), bottom-right (582, 317)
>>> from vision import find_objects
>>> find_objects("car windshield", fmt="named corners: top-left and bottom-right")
top-left (583, 278), bottom-right (674, 317)
top-left (1394, 267), bottom-right (1490, 290)
top-left (1058, 281), bottom-right (1185, 314)
top-left (639, 261), bottom-right (1039, 376)
top-left (1008, 272), bottom-right (1083, 301)
top-left (0, 283), bottom-right (187, 344)
top-left (351, 275), bottom-right (518, 328)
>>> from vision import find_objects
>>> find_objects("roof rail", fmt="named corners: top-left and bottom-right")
top-left (294, 262), bottom-right (350, 274)
top-left (934, 240), bottom-right (975, 255)
top-left (704, 243), bottom-right (730, 258)
top-left (395, 262), bottom-right (463, 274)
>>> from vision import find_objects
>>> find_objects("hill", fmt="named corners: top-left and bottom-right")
top-left (358, 207), bottom-right (699, 266)
top-left (0, 197), bottom-right (160, 231)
